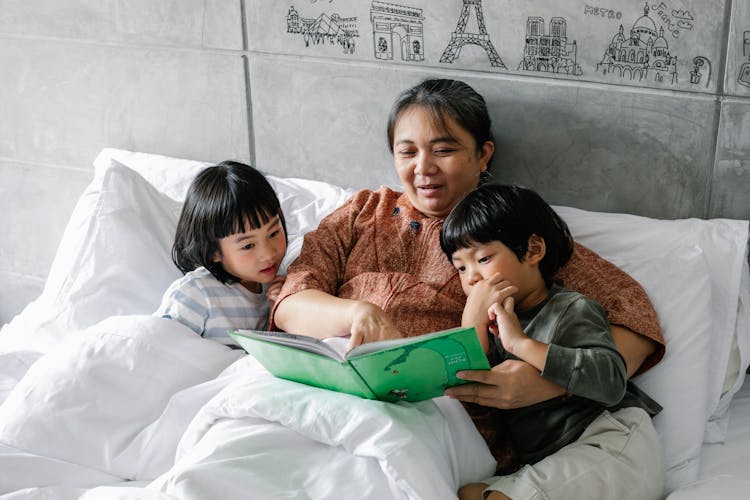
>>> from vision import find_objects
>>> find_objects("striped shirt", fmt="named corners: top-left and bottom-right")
top-left (156, 267), bottom-right (269, 344)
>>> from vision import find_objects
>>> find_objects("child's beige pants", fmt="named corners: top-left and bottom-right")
top-left (482, 406), bottom-right (665, 500)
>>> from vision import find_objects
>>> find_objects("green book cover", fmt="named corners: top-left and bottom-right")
top-left (228, 326), bottom-right (490, 403)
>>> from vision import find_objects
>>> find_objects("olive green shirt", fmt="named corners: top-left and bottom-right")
top-left (489, 285), bottom-right (662, 466)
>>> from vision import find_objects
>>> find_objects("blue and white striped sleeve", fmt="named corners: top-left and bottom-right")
top-left (155, 277), bottom-right (209, 336)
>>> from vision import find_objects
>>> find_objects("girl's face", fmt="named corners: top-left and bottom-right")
top-left (213, 215), bottom-right (286, 290)
top-left (392, 105), bottom-right (494, 218)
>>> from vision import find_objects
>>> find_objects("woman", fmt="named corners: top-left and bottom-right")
top-left (272, 79), bottom-right (665, 497)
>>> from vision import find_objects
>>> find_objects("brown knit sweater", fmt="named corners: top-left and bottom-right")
top-left (271, 187), bottom-right (665, 469)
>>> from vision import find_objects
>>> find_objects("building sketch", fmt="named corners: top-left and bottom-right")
top-left (518, 17), bottom-right (582, 76)
top-left (287, 5), bottom-right (359, 54)
top-left (370, 2), bottom-right (424, 62)
top-left (440, 0), bottom-right (506, 68)
top-left (596, 4), bottom-right (678, 85)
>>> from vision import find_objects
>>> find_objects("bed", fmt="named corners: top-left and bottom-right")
top-left (1, 148), bottom-right (748, 499)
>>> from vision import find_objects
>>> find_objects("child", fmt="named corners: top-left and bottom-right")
top-left (156, 161), bottom-right (287, 345)
top-left (439, 184), bottom-right (664, 500)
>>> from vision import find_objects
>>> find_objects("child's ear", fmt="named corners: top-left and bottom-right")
top-left (212, 251), bottom-right (222, 263)
top-left (525, 234), bottom-right (546, 265)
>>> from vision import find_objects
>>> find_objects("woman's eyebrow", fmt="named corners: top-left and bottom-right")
top-left (395, 136), bottom-right (459, 146)
top-left (430, 136), bottom-right (460, 145)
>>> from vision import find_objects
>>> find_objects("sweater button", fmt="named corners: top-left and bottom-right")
top-left (393, 207), bottom-right (400, 216)
top-left (410, 221), bottom-right (421, 232)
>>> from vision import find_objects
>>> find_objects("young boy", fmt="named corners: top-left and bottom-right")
top-left (439, 184), bottom-right (664, 500)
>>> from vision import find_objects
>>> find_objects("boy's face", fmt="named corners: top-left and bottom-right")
top-left (450, 240), bottom-right (533, 297)
top-left (213, 215), bottom-right (287, 287)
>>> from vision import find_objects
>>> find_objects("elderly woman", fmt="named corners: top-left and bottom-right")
top-left (272, 79), bottom-right (665, 499)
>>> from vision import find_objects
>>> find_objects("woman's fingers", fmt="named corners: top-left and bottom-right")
top-left (445, 360), bottom-right (561, 409)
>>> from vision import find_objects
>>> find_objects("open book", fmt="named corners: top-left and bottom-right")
top-left (229, 326), bottom-right (490, 402)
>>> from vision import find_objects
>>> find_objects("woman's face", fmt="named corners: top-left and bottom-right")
top-left (392, 105), bottom-right (494, 218)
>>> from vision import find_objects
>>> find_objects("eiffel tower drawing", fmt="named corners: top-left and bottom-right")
top-left (440, 0), bottom-right (506, 68)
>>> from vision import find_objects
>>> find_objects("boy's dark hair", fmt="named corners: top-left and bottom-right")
top-left (439, 184), bottom-right (573, 287)
top-left (172, 160), bottom-right (287, 283)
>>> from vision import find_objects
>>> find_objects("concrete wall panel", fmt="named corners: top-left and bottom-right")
top-left (0, 38), bottom-right (249, 168)
top-left (0, 162), bottom-right (91, 280)
top-left (710, 99), bottom-right (750, 218)
top-left (0, 0), bottom-right (241, 49)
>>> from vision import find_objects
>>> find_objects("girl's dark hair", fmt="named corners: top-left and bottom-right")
top-left (439, 184), bottom-right (573, 287)
top-left (387, 78), bottom-right (495, 180)
top-left (172, 160), bottom-right (286, 283)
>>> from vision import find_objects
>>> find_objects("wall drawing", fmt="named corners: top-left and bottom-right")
top-left (596, 3), bottom-right (678, 85)
top-left (518, 17), bottom-right (582, 76)
top-left (583, 5), bottom-right (623, 21)
top-left (649, 2), bottom-right (695, 39)
top-left (737, 31), bottom-right (750, 88)
top-left (287, 5), bottom-right (359, 54)
top-left (689, 56), bottom-right (711, 88)
top-left (739, 63), bottom-right (750, 88)
top-left (370, 1), bottom-right (424, 62)
top-left (440, 0), bottom-right (506, 69)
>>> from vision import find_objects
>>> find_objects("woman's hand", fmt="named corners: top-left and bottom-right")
top-left (347, 301), bottom-right (403, 349)
top-left (444, 358), bottom-right (565, 409)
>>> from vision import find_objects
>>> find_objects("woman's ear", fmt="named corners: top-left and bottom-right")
top-left (479, 140), bottom-right (495, 171)
top-left (525, 234), bottom-right (546, 265)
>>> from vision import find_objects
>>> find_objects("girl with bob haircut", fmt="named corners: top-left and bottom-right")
top-left (156, 160), bottom-right (288, 343)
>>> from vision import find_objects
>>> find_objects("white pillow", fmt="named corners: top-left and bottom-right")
top-left (556, 206), bottom-right (749, 492)
top-left (558, 208), bottom-right (749, 424)
top-left (628, 250), bottom-right (712, 491)
top-left (0, 160), bottom-right (183, 353)
top-left (93, 148), bottom-right (209, 202)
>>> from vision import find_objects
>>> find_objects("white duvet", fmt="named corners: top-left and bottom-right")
top-left (0, 315), bottom-right (496, 500)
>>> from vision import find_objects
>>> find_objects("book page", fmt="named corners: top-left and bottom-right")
top-left (321, 336), bottom-right (350, 359)
top-left (347, 327), bottom-right (466, 358)
top-left (233, 330), bottom-right (346, 360)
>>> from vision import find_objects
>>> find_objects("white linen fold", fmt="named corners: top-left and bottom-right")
top-left (0, 315), bottom-right (494, 499)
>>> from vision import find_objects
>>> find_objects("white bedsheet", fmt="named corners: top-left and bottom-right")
top-left (665, 380), bottom-right (750, 500)
top-left (0, 315), bottom-right (495, 499)
top-left (698, 379), bottom-right (750, 480)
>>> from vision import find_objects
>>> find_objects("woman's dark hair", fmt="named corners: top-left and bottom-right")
top-left (439, 184), bottom-right (573, 287)
top-left (387, 78), bottom-right (495, 180)
top-left (172, 160), bottom-right (287, 283)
